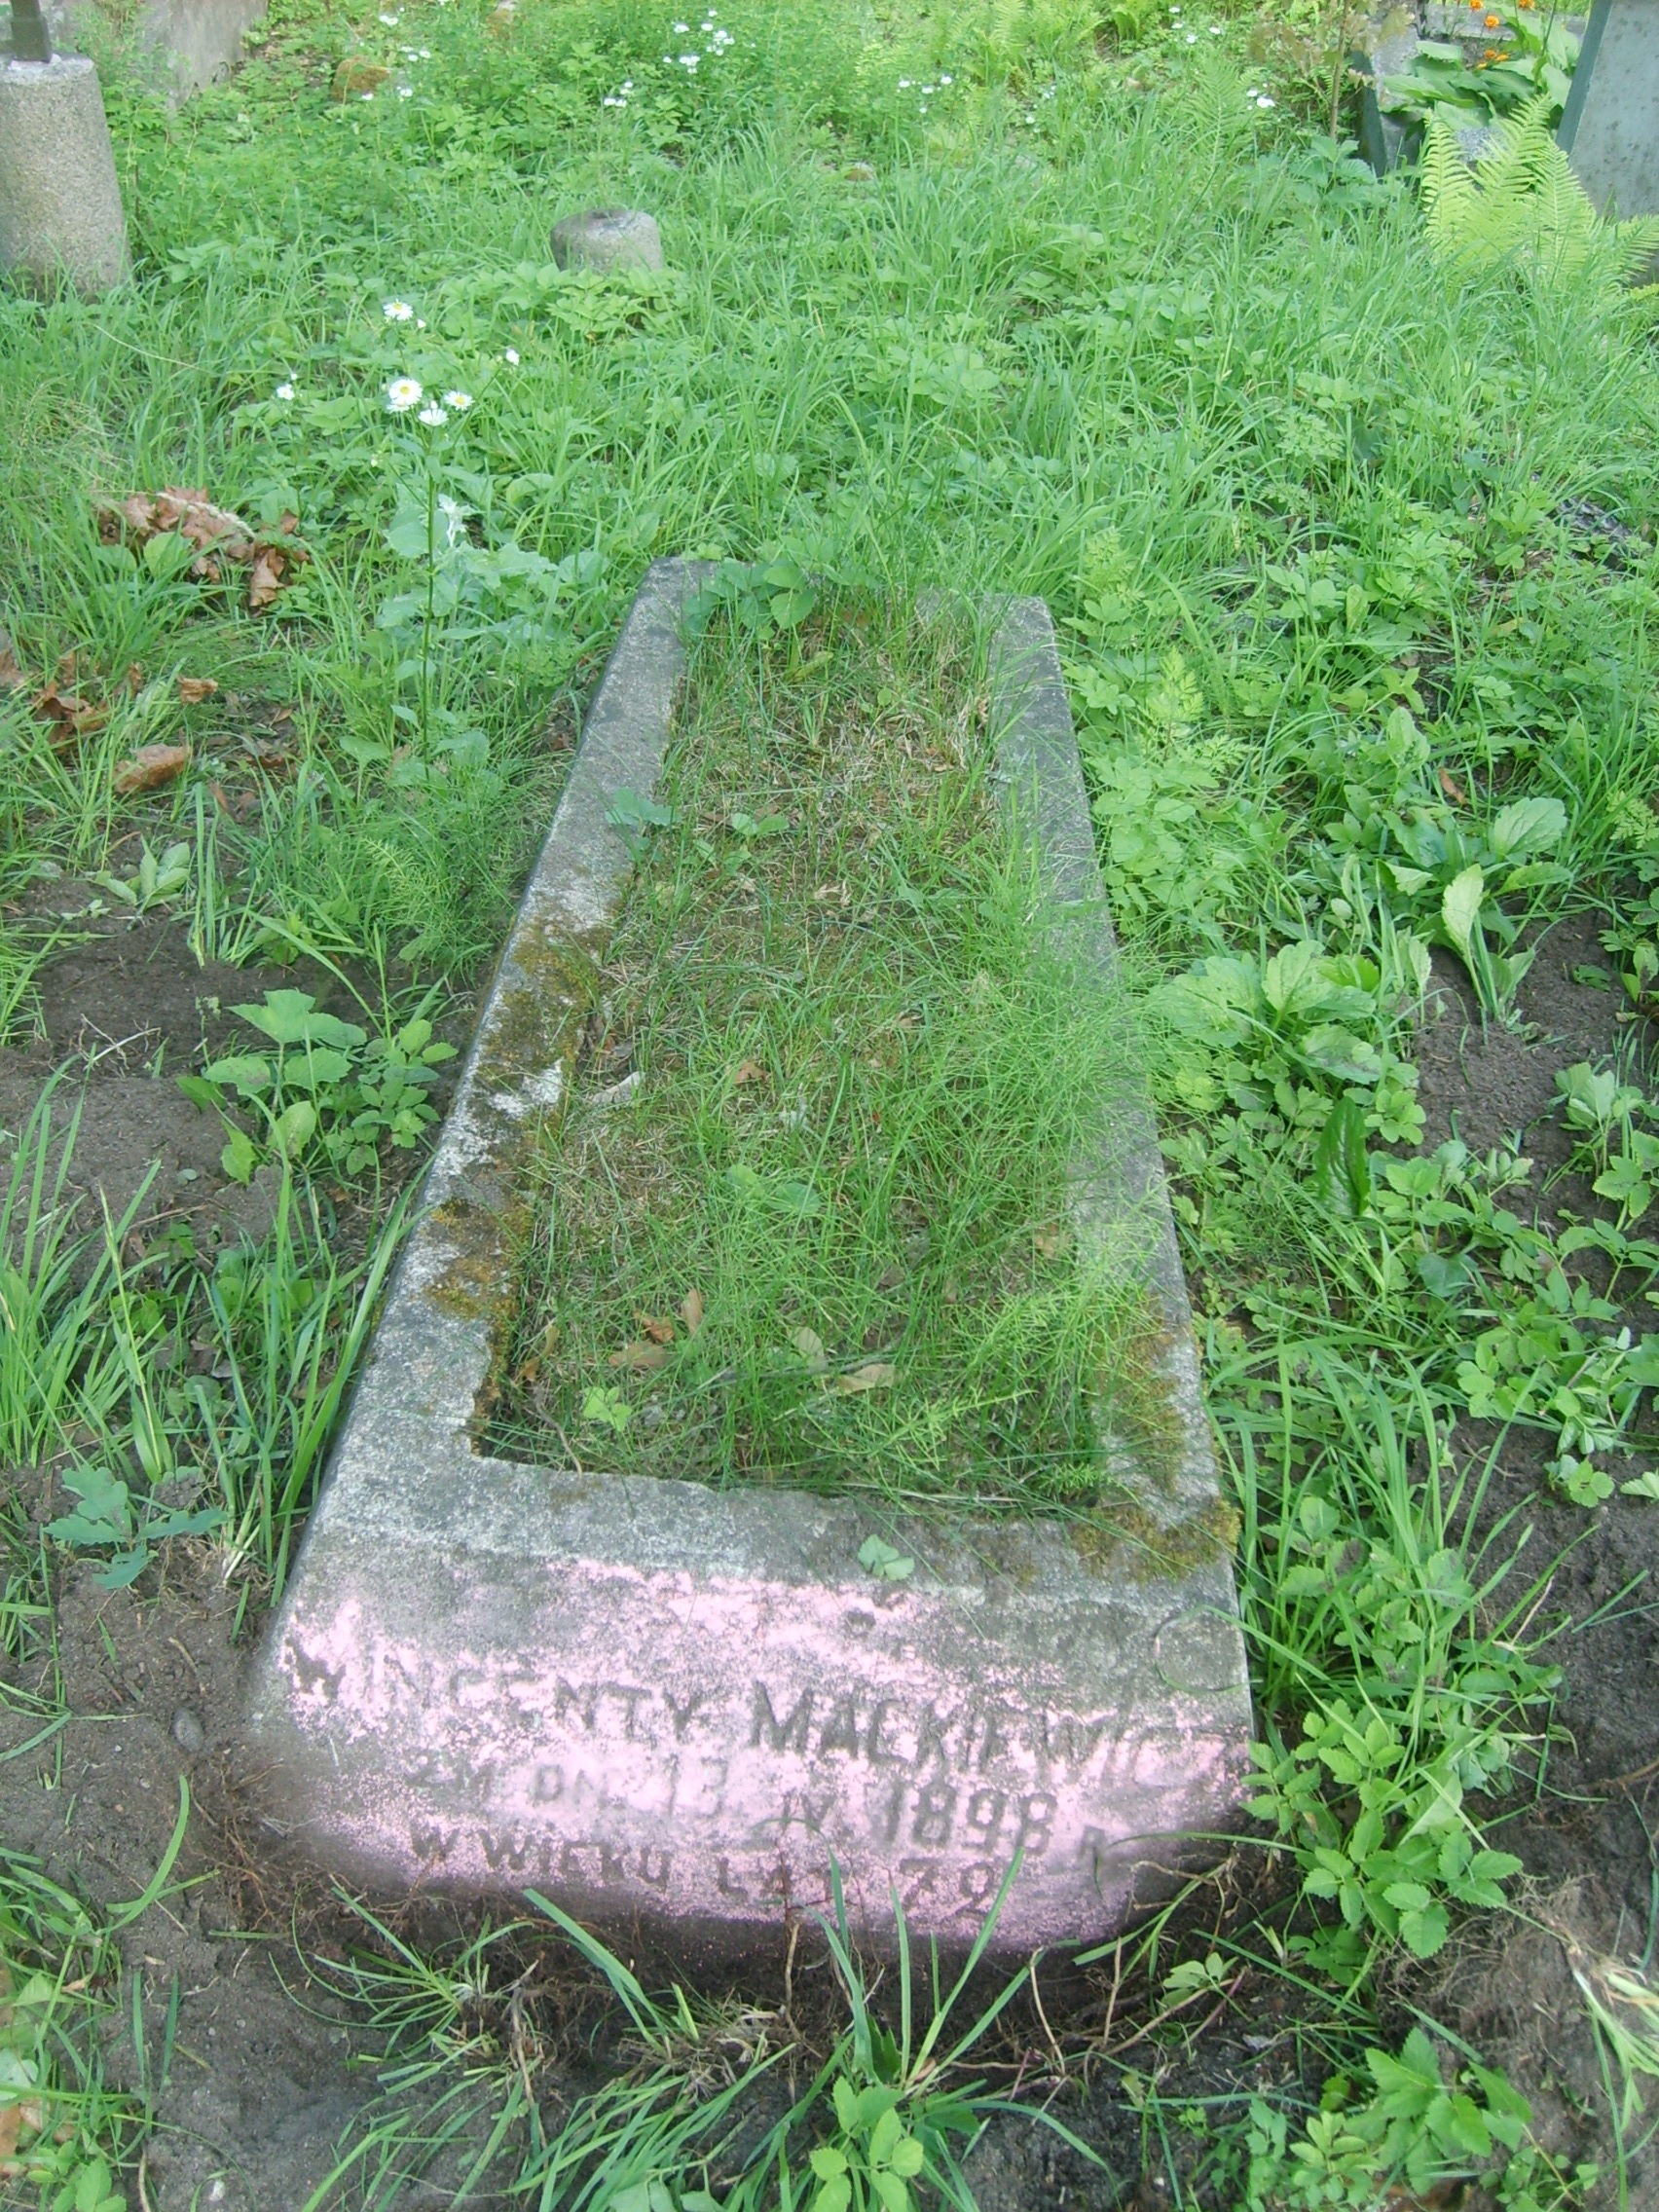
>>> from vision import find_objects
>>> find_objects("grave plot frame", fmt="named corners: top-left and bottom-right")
top-left (247, 559), bottom-right (1252, 1959)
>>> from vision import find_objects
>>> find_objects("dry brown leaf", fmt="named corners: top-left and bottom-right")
top-left (681, 1287), bottom-right (705, 1336)
top-left (124, 662), bottom-right (144, 694)
top-left (0, 2108), bottom-right (19, 2159)
top-left (56, 648), bottom-right (80, 682)
top-left (177, 676), bottom-right (219, 705)
top-left (113, 743), bottom-right (191, 796)
top-left (732, 1057), bottom-right (766, 1087)
top-left (0, 629), bottom-right (24, 692)
top-left (833, 1362), bottom-right (897, 1395)
top-left (32, 684), bottom-right (108, 741)
top-left (793, 1326), bottom-right (829, 1373)
top-left (1033, 1223), bottom-right (1072, 1260)
top-left (1437, 766), bottom-right (1467, 805)
top-left (635, 1311), bottom-right (676, 1346)
top-left (247, 547), bottom-right (286, 610)
top-left (608, 1340), bottom-right (670, 1372)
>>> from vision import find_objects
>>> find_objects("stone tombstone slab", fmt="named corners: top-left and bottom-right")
top-left (1560, 0), bottom-right (1659, 220)
top-left (246, 562), bottom-right (1252, 1958)
top-left (50, 0), bottom-right (269, 96)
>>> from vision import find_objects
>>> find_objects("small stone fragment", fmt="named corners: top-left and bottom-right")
top-left (171, 1707), bottom-right (205, 1754)
top-left (331, 57), bottom-right (389, 99)
top-left (550, 208), bottom-right (664, 276)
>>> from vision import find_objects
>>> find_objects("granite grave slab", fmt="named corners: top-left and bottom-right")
top-left (246, 562), bottom-right (1252, 1958)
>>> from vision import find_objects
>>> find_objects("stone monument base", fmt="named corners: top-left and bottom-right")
top-left (0, 55), bottom-right (129, 292)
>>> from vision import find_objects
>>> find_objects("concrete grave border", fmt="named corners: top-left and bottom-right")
top-left (247, 560), bottom-right (1252, 1957)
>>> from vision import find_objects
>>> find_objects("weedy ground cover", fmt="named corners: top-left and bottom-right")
top-left (488, 600), bottom-right (1153, 1510)
top-left (1, 0), bottom-right (1659, 2201)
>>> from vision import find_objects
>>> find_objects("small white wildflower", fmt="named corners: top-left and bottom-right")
top-left (1257, 93), bottom-right (1274, 107)
top-left (275, 382), bottom-right (295, 400)
top-left (384, 298), bottom-right (414, 322)
top-left (939, 72), bottom-right (951, 84)
top-left (898, 77), bottom-right (910, 89)
top-left (680, 52), bottom-right (698, 65)
top-left (1209, 21), bottom-right (1223, 30)
top-left (360, 90), bottom-right (375, 100)
top-left (921, 83), bottom-right (935, 93)
top-left (418, 404), bottom-right (448, 426)
top-left (397, 85), bottom-right (413, 96)
top-left (1185, 29), bottom-right (1198, 40)
top-left (443, 388), bottom-right (473, 410)
top-left (503, 347), bottom-right (520, 364)
top-left (416, 317), bottom-right (426, 329)
top-left (418, 44), bottom-right (431, 55)
top-left (379, 9), bottom-right (399, 21)
top-left (673, 18), bottom-right (688, 27)
top-left (604, 94), bottom-right (622, 105)
top-left (386, 376), bottom-right (423, 412)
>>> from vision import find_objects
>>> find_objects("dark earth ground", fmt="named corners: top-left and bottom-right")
top-left (0, 894), bottom-right (1654, 2209)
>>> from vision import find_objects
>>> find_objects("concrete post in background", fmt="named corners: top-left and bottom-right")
top-left (1559, 0), bottom-right (1659, 219)
top-left (0, 35), bottom-right (130, 291)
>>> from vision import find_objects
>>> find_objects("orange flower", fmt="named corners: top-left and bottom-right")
top-left (1484, 10), bottom-right (1500, 22)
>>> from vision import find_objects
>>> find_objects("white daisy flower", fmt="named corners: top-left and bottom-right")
top-left (379, 10), bottom-right (399, 22)
top-left (1257, 93), bottom-right (1274, 107)
top-left (386, 376), bottom-right (423, 412)
top-left (1186, 28), bottom-right (1198, 40)
top-left (384, 298), bottom-right (415, 321)
top-left (898, 77), bottom-right (910, 89)
top-left (443, 388), bottom-right (473, 410)
top-left (275, 382), bottom-right (296, 400)
top-left (673, 18), bottom-right (688, 28)
top-left (503, 347), bottom-right (520, 364)
top-left (939, 72), bottom-right (951, 83)
top-left (418, 404), bottom-right (449, 426)
top-left (680, 52), bottom-right (698, 65)
top-left (397, 85), bottom-right (413, 96)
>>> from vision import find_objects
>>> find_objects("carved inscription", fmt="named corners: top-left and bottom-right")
top-left (280, 1611), bottom-right (1238, 1931)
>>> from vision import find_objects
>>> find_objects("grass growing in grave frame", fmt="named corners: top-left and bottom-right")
top-left (486, 599), bottom-right (1162, 1512)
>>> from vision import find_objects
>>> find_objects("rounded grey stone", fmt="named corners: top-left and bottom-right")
top-left (549, 207), bottom-right (663, 276)
top-left (171, 1706), bottom-right (206, 1755)
top-left (0, 55), bottom-right (129, 291)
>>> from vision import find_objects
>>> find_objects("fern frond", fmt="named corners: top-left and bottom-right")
top-left (1420, 88), bottom-right (1650, 296)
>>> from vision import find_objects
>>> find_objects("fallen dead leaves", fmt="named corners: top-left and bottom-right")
top-left (96, 488), bottom-right (309, 611)
top-left (32, 678), bottom-right (108, 744)
top-left (178, 675), bottom-right (219, 705)
top-left (113, 743), bottom-right (192, 796)
top-left (0, 626), bottom-right (24, 692)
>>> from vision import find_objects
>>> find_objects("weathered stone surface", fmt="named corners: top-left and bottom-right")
top-left (246, 560), bottom-right (1251, 1958)
top-left (1355, 7), bottom-right (1421, 176)
top-left (330, 55), bottom-right (387, 99)
top-left (0, 55), bottom-right (129, 291)
top-left (1561, 0), bottom-right (1659, 220)
top-left (52, 0), bottom-right (269, 97)
top-left (550, 206), bottom-right (664, 275)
